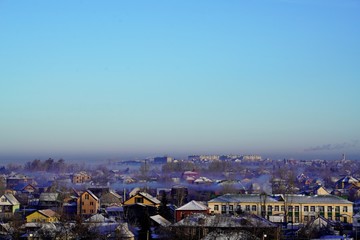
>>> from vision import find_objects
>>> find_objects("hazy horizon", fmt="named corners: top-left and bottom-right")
top-left (0, 151), bottom-right (359, 166)
top-left (1, 1), bottom-right (359, 162)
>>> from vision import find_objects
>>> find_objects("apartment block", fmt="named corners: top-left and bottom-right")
top-left (208, 194), bottom-right (353, 224)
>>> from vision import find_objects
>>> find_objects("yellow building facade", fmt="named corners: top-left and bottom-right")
top-left (123, 192), bottom-right (160, 207)
top-left (77, 190), bottom-right (100, 216)
top-left (208, 194), bottom-right (353, 224)
top-left (26, 209), bottom-right (58, 223)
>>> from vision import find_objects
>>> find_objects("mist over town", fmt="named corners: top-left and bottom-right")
top-left (1, 0), bottom-right (359, 239)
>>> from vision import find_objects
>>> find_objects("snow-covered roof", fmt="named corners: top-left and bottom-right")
top-left (173, 213), bottom-right (277, 228)
top-left (209, 193), bottom-right (353, 205)
top-left (0, 194), bottom-right (20, 205)
top-left (194, 177), bottom-right (213, 184)
top-left (84, 190), bottom-right (99, 201)
top-left (138, 192), bottom-right (161, 204)
top-left (150, 214), bottom-right (171, 227)
top-left (202, 230), bottom-right (260, 240)
top-left (38, 209), bottom-right (58, 218)
top-left (85, 214), bottom-right (114, 223)
top-left (116, 223), bottom-right (135, 238)
top-left (39, 193), bottom-right (59, 202)
top-left (176, 200), bottom-right (208, 211)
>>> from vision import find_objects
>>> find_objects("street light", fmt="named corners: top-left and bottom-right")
top-left (262, 233), bottom-right (267, 240)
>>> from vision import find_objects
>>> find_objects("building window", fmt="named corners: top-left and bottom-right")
top-left (214, 205), bottom-right (219, 211)
top-left (1, 198), bottom-right (6, 202)
top-left (335, 206), bottom-right (340, 212)
top-left (344, 217), bottom-right (347, 223)
top-left (335, 216), bottom-right (340, 221)
top-left (245, 205), bottom-right (250, 211)
top-left (251, 205), bottom-right (256, 211)
top-left (310, 206), bottom-right (315, 212)
top-left (135, 197), bottom-right (143, 203)
top-left (229, 205), bottom-right (233, 211)
top-left (311, 216), bottom-right (315, 221)
top-left (274, 205), bottom-right (279, 211)
top-left (83, 209), bottom-right (86, 213)
top-left (221, 205), bottom-right (226, 212)
top-left (304, 206), bottom-right (309, 212)
top-left (295, 216), bottom-right (299, 223)
top-left (261, 206), bottom-right (266, 212)
top-left (268, 205), bottom-right (272, 211)
top-left (304, 216), bottom-right (309, 222)
top-left (281, 205), bottom-right (285, 211)
top-left (90, 209), bottom-right (94, 213)
top-left (343, 206), bottom-right (348, 212)
top-left (318, 206), bottom-right (324, 212)
top-left (327, 206), bottom-right (332, 212)
top-left (85, 194), bottom-right (89, 200)
top-left (295, 206), bottom-right (299, 212)
top-left (288, 206), bottom-right (293, 212)
top-left (90, 201), bottom-right (94, 206)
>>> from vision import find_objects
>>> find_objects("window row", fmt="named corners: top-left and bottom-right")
top-left (213, 204), bottom-right (348, 213)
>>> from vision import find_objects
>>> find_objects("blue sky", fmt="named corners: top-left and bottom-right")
top-left (0, 0), bottom-right (359, 162)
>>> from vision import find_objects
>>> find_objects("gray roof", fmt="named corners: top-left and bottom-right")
top-left (208, 194), bottom-right (279, 204)
top-left (39, 193), bottom-right (59, 202)
top-left (1, 194), bottom-right (20, 205)
top-left (150, 214), bottom-right (171, 227)
top-left (85, 190), bottom-right (99, 201)
top-left (116, 223), bottom-right (135, 238)
top-left (138, 192), bottom-right (161, 204)
top-left (176, 200), bottom-right (208, 211)
top-left (173, 213), bottom-right (277, 228)
top-left (209, 194), bottom-right (352, 205)
top-left (202, 230), bottom-right (260, 240)
top-left (285, 195), bottom-right (352, 204)
top-left (85, 214), bottom-right (114, 223)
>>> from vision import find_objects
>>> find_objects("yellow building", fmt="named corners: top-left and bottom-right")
top-left (77, 190), bottom-right (100, 216)
top-left (208, 194), bottom-right (353, 224)
top-left (72, 171), bottom-right (91, 184)
top-left (26, 209), bottom-right (59, 223)
top-left (123, 192), bottom-right (160, 207)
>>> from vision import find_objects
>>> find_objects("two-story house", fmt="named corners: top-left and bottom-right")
top-left (0, 193), bottom-right (20, 219)
top-left (77, 190), bottom-right (100, 216)
top-left (123, 192), bottom-right (160, 207)
top-left (72, 171), bottom-right (91, 184)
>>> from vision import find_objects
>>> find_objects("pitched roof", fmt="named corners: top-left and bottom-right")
top-left (209, 194), bottom-right (279, 204)
top-left (176, 200), bottom-right (208, 211)
top-left (202, 230), bottom-right (260, 240)
top-left (116, 223), bottom-right (135, 238)
top-left (138, 192), bottom-right (160, 204)
top-left (108, 190), bottom-right (122, 199)
top-left (83, 190), bottom-right (99, 201)
top-left (150, 214), bottom-right (171, 227)
top-left (39, 193), bottom-right (59, 202)
top-left (2, 194), bottom-right (20, 205)
top-left (209, 193), bottom-right (353, 205)
top-left (12, 183), bottom-right (33, 191)
top-left (85, 214), bottom-right (113, 223)
top-left (173, 213), bottom-right (277, 228)
top-left (38, 209), bottom-right (58, 218)
top-left (337, 176), bottom-right (359, 184)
